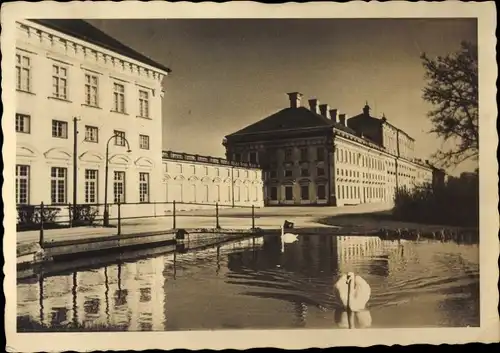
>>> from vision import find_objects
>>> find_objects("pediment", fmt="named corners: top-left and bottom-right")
top-left (135, 156), bottom-right (155, 168)
top-left (298, 178), bottom-right (312, 185)
top-left (108, 154), bottom-right (131, 165)
top-left (174, 175), bottom-right (185, 181)
top-left (163, 174), bottom-right (172, 181)
top-left (282, 179), bottom-right (296, 185)
top-left (234, 179), bottom-right (242, 185)
top-left (44, 147), bottom-right (71, 160)
top-left (223, 177), bottom-right (232, 183)
top-left (79, 150), bottom-right (104, 163)
top-left (213, 177), bottom-right (222, 183)
top-left (188, 175), bottom-right (198, 182)
top-left (17, 144), bottom-right (38, 158)
top-left (201, 176), bottom-right (212, 183)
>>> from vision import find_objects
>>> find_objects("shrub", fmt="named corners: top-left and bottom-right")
top-left (393, 176), bottom-right (479, 227)
top-left (17, 205), bottom-right (61, 231)
top-left (69, 204), bottom-right (99, 226)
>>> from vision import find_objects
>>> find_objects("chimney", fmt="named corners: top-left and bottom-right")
top-left (363, 101), bottom-right (371, 116)
top-left (329, 109), bottom-right (338, 123)
top-left (339, 113), bottom-right (347, 126)
top-left (308, 98), bottom-right (320, 114)
top-left (319, 104), bottom-right (331, 119)
top-left (287, 92), bottom-right (303, 108)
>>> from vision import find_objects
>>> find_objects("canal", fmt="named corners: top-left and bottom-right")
top-left (17, 234), bottom-right (479, 331)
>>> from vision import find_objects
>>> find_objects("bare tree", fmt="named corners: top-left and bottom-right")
top-left (421, 41), bottom-right (478, 168)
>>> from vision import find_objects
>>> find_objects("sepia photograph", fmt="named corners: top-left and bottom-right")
top-left (2, 1), bottom-right (498, 351)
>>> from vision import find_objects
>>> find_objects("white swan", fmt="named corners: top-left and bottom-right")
top-left (334, 272), bottom-right (371, 312)
top-left (280, 220), bottom-right (298, 253)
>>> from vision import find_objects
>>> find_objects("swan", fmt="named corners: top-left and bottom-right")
top-left (334, 272), bottom-right (371, 312)
top-left (334, 309), bottom-right (372, 329)
top-left (280, 220), bottom-right (298, 253)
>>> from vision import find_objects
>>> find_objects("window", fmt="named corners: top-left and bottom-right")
top-left (139, 172), bottom-right (149, 203)
top-left (84, 169), bottom-right (98, 203)
top-left (113, 82), bottom-right (125, 113)
top-left (50, 167), bottom-right (67, 204)
top-left (203, 185), bottom-right (209, 202)
top-left (52, 120), bottom-right (68, 138)
top-left (249, 152), bottom-right (257, 164)
top-left (190, 165), bottom-right (196, 175)
top-left (139, 134), bottom-right (150, 150)
top-left (52, 64), bottom-right (68, 99)
top-left (204, 166), bottom-right (209, 175)
top-left (317, 185), bottom-right (326, 200)
top-left (235, 186), bottom-right (240, 201)
top-left (284, 169), bottom-right (293, 177)
top-left (301, 168), bottom-right (309, 177)
top-left (234, 153), bottom-right (241, 162)
top-left (215, 185), bottom-right (220, 202)
top-left (16, 53), bottom-right (31, 92)
top-left (317, 167), bottom-right (325, 176)
top-left (138, 90), bottom-right (149, 118)
top-left (285, 186), bottom-right (293, 201)
top-left (15, 113), bottom-right (30, 133)
top-left (114, 130), bottom-right (126, 146)
top-left (270, 186), bottom-right (278, 200)
top-left (85, 125), bottom-right (98, 142)
top-left (191, 184), bottom-right (197, 202)
top-left (285, 148), bottom-right (293, 162)
top-left (316, 147), bottom-right (325, 161)
top-left (300, 185), bottom-right (309, 200)
top-left (215, 168), bottom-right (220, 177)
top-left (270, 170), bottom-right (277, 178)
top-left (300, 147), bottom-right (308, 161)
top-left (113, 171), bottom-right (126, 203)
top-left (84, 73), bottom-right (99, 106)
top-left (16, 165), bottom-right (30, 204)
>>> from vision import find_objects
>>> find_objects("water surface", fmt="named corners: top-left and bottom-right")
top-left (17, 234), bottom-right (479, 331)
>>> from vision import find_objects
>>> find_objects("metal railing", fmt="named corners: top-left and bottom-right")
top-left (16, 201), bottom-right (259, 248)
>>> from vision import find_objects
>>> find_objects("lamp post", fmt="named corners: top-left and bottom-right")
top-left (103, 133), bottom-right (132, 227)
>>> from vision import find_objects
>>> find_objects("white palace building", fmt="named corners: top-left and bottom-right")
top-left (14, 19), bottom-right (263, 219)
top-left (14, 19), bottom-right (441, 218)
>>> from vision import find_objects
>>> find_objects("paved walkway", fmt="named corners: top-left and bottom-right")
top-left (17, 202), bottom-right (394, 246)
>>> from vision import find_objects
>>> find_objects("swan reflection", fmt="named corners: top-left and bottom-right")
top-left (334, 309), bottom-right (372, 329)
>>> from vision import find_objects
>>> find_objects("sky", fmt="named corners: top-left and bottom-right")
top-left (88, 18), bottom-right (477, 176)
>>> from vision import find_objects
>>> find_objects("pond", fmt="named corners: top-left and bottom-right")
top-left (17, 234), bottom-right (479, 331)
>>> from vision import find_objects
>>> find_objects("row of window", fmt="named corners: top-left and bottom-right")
top-left (168, 163), bottom-right (258, 179)
top-left (167, 184), bottom-right (259, 203)
top-left (336, 147), bottom-right (385, 171)
top-left (269, 184), bottom-right (327, 201)
top-left (15, 114), bottom-right (150, 150)
top-left (234, 147), bottom-right (327, 164)
top-left (268, 166), bottom-right (326, 179)
top-left (337, 185), bottom-right (386, 200)
top-left (16, 53), bottom-right (151, 118)
top-left (15, 165), bottom-right (150, 205)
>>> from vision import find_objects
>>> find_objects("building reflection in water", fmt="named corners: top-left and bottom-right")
top-left (18, 234), bottom-right (477, 331)
top-left (17, 250), bottom-right (168, 331)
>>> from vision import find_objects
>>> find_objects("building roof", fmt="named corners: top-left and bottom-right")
top-left (29, 19), bottom-right (171, 74)
top-left (225, 107), bottom-right (358, 138)
top-left (349, 107), bottom-right (415, 141)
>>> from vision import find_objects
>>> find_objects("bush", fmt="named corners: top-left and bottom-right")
top-left (17, 205), bottom-right (61, 231)
top-left (393, 175), bottom-right (479, 227)
top-left (69, 204), bottom-right (99, 226)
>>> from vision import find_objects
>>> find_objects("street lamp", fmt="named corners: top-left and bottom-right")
top-left (103, 133), bottom-right (132, 227)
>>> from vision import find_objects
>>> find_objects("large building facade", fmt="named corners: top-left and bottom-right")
top-left (162, 151), bottom-right (264, 210)
top-left (223, 92), bottom-right (437, 207)
top-left (15, 19), bottom-right (170, 215)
